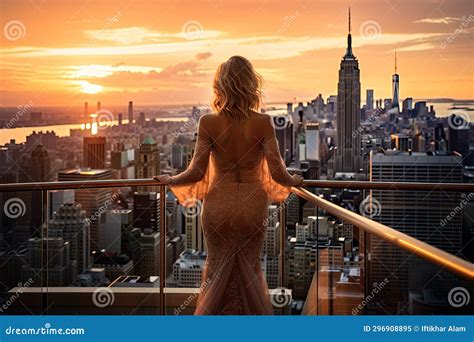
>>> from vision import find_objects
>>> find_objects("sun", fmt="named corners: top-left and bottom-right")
top-left (79, 81), bottom-right (103, 94)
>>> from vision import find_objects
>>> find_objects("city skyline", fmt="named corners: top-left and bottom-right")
top-left (1, 0), bottom-right (473, 106)
top-left (0, 0), bottom-right (472, 319)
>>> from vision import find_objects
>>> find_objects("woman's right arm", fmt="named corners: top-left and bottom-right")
top-left (261, 115), bottom-right (303, 187)
top-left (160, 116), bottom-right (212, 186)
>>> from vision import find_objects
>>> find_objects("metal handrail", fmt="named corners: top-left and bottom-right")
top-left (0, 177), bottom-right (472, 315)
top-left (0, 178), bottom-right (473, 192)
top-left (303, 180), bottom-right (474, 192)
top-left (291, 186), bottom-right (474, 280)
top-left (1, 178), bottom-right (471, 279)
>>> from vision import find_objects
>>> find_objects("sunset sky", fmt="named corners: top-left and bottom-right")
top-left (1, 0), bottom-right (473, 107)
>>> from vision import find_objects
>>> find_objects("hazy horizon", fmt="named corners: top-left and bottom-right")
top-left (1, 0), bottom-right (473, 107)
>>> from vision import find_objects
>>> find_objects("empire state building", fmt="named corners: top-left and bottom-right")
top-left (335, 8), bottom-right (362, 174)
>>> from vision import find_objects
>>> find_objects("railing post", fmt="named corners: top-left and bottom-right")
top-left (41, 190), bottom-right (49, 315)
top-left (279, 201), bottom-right (286, 289)
top-left (316, 205), bottom-right (319, 315)
top-left (363, 230), bottom-right (368, 314)
top-left (159, 185), bottom-right (166, 315)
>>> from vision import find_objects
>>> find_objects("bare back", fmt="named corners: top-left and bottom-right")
top-left (200, 111), bottom-right (272, 164)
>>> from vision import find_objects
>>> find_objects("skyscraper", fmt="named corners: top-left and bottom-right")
top-left (184, 210), bottom-right (205, 252)
top-left (369, 151), bottom-right (463, 313)
top-left (391, 51), bottom-right (400, 110)
top-left (98, 209), bottom-right (133, 254)
top-left (402, 97), bottom-right (413, 111)
top-left (49, 203), bottom-right (88, 273)
top-left (22, 237), bottom-right (74, 286)
top-left (263, 205), bottom-right (280, 288)
top-left (58, 169), bottom-right (113, 252)
top-left (83, 136), bottom-right (106, 169)
top-left (272, 115), bottom-right (294, 165)
top-left (448, 113), bottom-right (470, 157)
top-left (305, 123), bottom-right (320, 161)
top-left (366, 89), bottom-right (374, 110)
top-left (17, 144), bottom-right (52, 236)
top-left (139, 229), bottom-right (160, 276)
top-left (133, 192), bottom-right (160, 233)
top-left (136, 135), bottom-right (160, 192)
top-left (138, 112), bottom-right (146, 126)
top-left (128, 101), bottom-right (133, 124)
top-left (335, 8), bottom-right (362, 173)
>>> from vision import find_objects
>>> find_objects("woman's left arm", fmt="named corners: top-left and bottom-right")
top-left (155, 116), bottom-right (212, 185)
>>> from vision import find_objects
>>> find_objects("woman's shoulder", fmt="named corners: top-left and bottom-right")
top-left (248, 111), bottom-right (272, 124)
top-left (198, 113), bottom-right (219, 125)
top-left (249, 112), bottom-right (274, 131)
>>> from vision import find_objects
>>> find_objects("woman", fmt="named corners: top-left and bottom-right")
top-left (155, 56), bottom-right (303, 315)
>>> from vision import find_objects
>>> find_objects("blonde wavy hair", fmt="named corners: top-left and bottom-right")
top-left (212, 56), bottom-right (263, 120)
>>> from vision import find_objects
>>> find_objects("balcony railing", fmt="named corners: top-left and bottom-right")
top-left (0, 179), bottom-right (473, 315)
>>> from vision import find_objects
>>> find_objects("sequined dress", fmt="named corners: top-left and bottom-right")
top-left (169, 119), bottom-right (299, 315)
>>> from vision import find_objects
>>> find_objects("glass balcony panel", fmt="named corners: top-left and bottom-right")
top-left (0, 189), bottom-right (46, 314)
top-left (1, 180), bottom-right (472, 316)
top-left (363, 188), bottom-right (473, 314)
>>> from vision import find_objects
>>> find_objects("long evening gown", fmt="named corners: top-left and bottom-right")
top-left (168, 117), bottom-right (299, 315)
